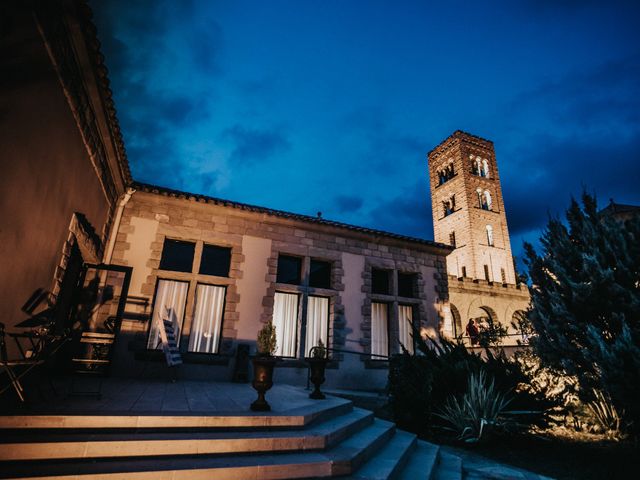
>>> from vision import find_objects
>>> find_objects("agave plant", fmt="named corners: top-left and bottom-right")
top-left (435, 370), bottom-right (512, 443)
top-left (587, 389), bottom-right (622, 438)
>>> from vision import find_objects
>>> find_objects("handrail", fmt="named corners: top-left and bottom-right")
top-left (308, 346), bottom-right (390, 361)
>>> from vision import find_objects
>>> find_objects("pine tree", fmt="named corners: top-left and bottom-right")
top-left (524, 193), bottom-right (640, 434)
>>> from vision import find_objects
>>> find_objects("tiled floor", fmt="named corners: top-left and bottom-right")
top-left (2, 377), bottom-right (320, 415)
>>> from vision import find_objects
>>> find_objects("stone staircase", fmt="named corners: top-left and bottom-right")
top-left (0, 397), bottom-right (466, 480)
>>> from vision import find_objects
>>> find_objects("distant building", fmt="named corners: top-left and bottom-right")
top-left (428, 131), bottom-right (530, 345)
top-left (599, 200), bottom-right (640, 222)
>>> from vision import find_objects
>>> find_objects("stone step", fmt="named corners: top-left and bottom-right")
top-left (397, 440), bottom-right (440, 480)
top-left (0, 408), bottom-right (373, 461)
top-left (327, 418), bottom-right (396, 476)
top-left (0, 418), bottom-right (395, 480)
top-left (0, 397), bottom-right (352, 431)
top-left (347, 429), bottom-right (417, 480)
top-left (432, 452), bottom-right (463, 480)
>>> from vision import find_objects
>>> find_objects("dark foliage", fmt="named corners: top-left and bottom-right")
top-left (524, 193), bottom-right (640, 435)
top-left (388, 335), bottom-right (554, 438)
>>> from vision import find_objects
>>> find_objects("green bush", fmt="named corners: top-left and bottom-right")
top-left (436, 370), bottom-right (512, 443)
top-left (388, 335), bottom-right (555, 439)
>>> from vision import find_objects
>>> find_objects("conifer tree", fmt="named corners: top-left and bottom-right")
top-left (524, 193), bottom-right (640, 434)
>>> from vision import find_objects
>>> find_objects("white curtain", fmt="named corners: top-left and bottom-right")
top-left (305, 296), bottom-right (329, 356)
top-left (273, 292), bottom-right (299, 357)
top-left (147, 279), bottom-right (188, 349)
top-left (188, 284), bottom-right (225, 354)
top-left (371, 302), bottom-right (388, 358)
top-left (398, 305), bottom-right (414, 354)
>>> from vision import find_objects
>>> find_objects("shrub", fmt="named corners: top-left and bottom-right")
top-left (388, 334), bottom-right (555, 438)
top-left (436, 370), bottom-right (512, 443)
top-left (524, 193), bottom-right (640, 435)
top-left (256, 321), bottom-right (277, 356)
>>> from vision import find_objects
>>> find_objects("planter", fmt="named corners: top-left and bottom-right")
top-left (250, 356), bottom-right (277, 411)
top-left (306, 357), bottom-right (328, 399)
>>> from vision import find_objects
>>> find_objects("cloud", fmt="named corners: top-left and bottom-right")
top-left (222, 125), bottom-right (290, 165)
top-left (334, 195), bottom-right (364, 213)
top-left (366, 181), bottom-right (433, 240)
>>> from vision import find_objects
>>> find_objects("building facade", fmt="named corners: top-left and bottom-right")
top-left (0, 0), bottom-right (130, 356)
top-left (108, 184), bottom-right (451, 389)
top-left (428, 131), bottom-right (530, 345)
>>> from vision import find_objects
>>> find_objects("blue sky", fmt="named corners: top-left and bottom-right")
top-left (91, 0), bottom-right (640, 268)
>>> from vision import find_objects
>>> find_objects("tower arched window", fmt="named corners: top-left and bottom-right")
top-left (482, 159), bottom-right (490, 178)
top-left (442, 194), bottom-right (456, 216)
top-left (486, 225), bottom-right (494, 246)
top-left (483, 190), bottom-right (492, 210)
top-left (475, 157), bottom-right (482, 176)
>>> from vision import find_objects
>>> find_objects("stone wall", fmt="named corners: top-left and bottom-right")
top-left (110, 188), bottom-right (450, 389)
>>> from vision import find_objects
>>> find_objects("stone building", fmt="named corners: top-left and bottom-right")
top-left (428, 131), bottom-right (530, 345)
top-left (108, 184), bottom-right (451, 389)
top-left (0, 0), bottom-right (130, 356)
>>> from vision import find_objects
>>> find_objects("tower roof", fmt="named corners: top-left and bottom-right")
top-left (428, 130), bottom-right (493, 159)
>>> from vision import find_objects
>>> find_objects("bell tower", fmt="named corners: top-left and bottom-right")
top-left (428, 131), bottom-right (516, 285)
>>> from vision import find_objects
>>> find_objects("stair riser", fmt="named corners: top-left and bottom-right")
top-left (331, 425), bottom-right (396, 476)
top-left (1, 461), bottom-right (334, 480)
top-left (387, 437), bottom-right (416, 480)
top-left (0, 402), bottom-right (352, 431)
top-left (0, 413), bottom-right (373, 461)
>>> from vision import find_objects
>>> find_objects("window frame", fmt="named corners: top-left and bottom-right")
top-left (158, 238), bottom-right (196, 273)
top-left (187, 282), bottom-right (227, 355)
top-left (146, 277), bottom-right (191, 351)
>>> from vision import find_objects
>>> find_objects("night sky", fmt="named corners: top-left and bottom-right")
top-left (91, 0), bottom-right (640, 267)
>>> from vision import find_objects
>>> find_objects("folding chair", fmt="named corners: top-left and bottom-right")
top-left (0, 322), bottom-right (44, 402)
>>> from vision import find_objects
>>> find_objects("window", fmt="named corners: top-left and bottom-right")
top-left (486, 225), bottom-right (494, 246)
top-left (477, 189), bottom-right (492, 210)
top-left (199, 245), bottom-right (231, 277)
top-left (304, 296), bottom-right (329, 356)
top-left (372, 268), bottom-right (390, 294)
top-left (501, 268), bottom-right (507, 284)
top-left (442, 195), bottom-right (456, 217)
top-left (398, 305), bottom-right (414, 354)
top-left (437, 161), bottom-right (455, 186)
top-left (484, 264), bottom-right (490, 282)
top-left (277, 255), bottom-right (302, 285)
top-left (147, 279), bottom-right (189, 349)
top-left (484, 190), bottom-right (492, 210)
top-left (188, 284), bottom-right (225, 353)
top-left (461, 266), bottom-right (467, 278)
top-left (309, 259), bottom-right (331, 288)
top-left (371, 302), bottom-right (389, 358)
top-left (398, 272), bottom-right (416, 298)
top-left (482, 159), bottom-right (490, 178)
top-left (159, 239), bottom-right (195, 272)
top-left (273, 292), bottom-right (299, 357)
top-left (449, 231), bottom-right (456, 248)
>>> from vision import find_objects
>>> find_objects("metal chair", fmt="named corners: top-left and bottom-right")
top-left (0, 322), bottom-right (45, 402)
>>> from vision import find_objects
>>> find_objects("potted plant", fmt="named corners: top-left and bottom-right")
top-left (250, 321), bottom-right (277, 411)
top-left (306, 339), bottom-right (328, 399)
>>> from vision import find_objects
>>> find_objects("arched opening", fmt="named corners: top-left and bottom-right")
top-left (483, 190), bottom-right (492, 210)
top-left (486, 225), bottom-right (494, 246)
top-left (482, 159), bottom-right (490, 178)
top-left (512, 310), bottom-right (530, 342)
top-left (450, 304), bottom-right (462, 338)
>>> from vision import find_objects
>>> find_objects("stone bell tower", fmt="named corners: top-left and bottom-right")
top-left (428, 131), bottom-right (516, 285)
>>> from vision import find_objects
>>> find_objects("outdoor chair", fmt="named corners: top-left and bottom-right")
top-left (0, 322), bottom-right (47, 402)
top-left (70, 331), bottom-right (116, 398)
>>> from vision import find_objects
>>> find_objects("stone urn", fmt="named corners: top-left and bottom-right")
top-left (307, 357), bottom-right (328, 400)
top-left (250, 355), bottom-right (277, 411)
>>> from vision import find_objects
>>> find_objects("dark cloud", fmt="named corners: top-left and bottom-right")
top-left (334, 195), bottom-right (364, 213)
top-left (503, 133), bottom-right (640, 238)
top-left (223, 125), bottom-right (290, 165)
top-left (366, 181), bottom-right (433, 240)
